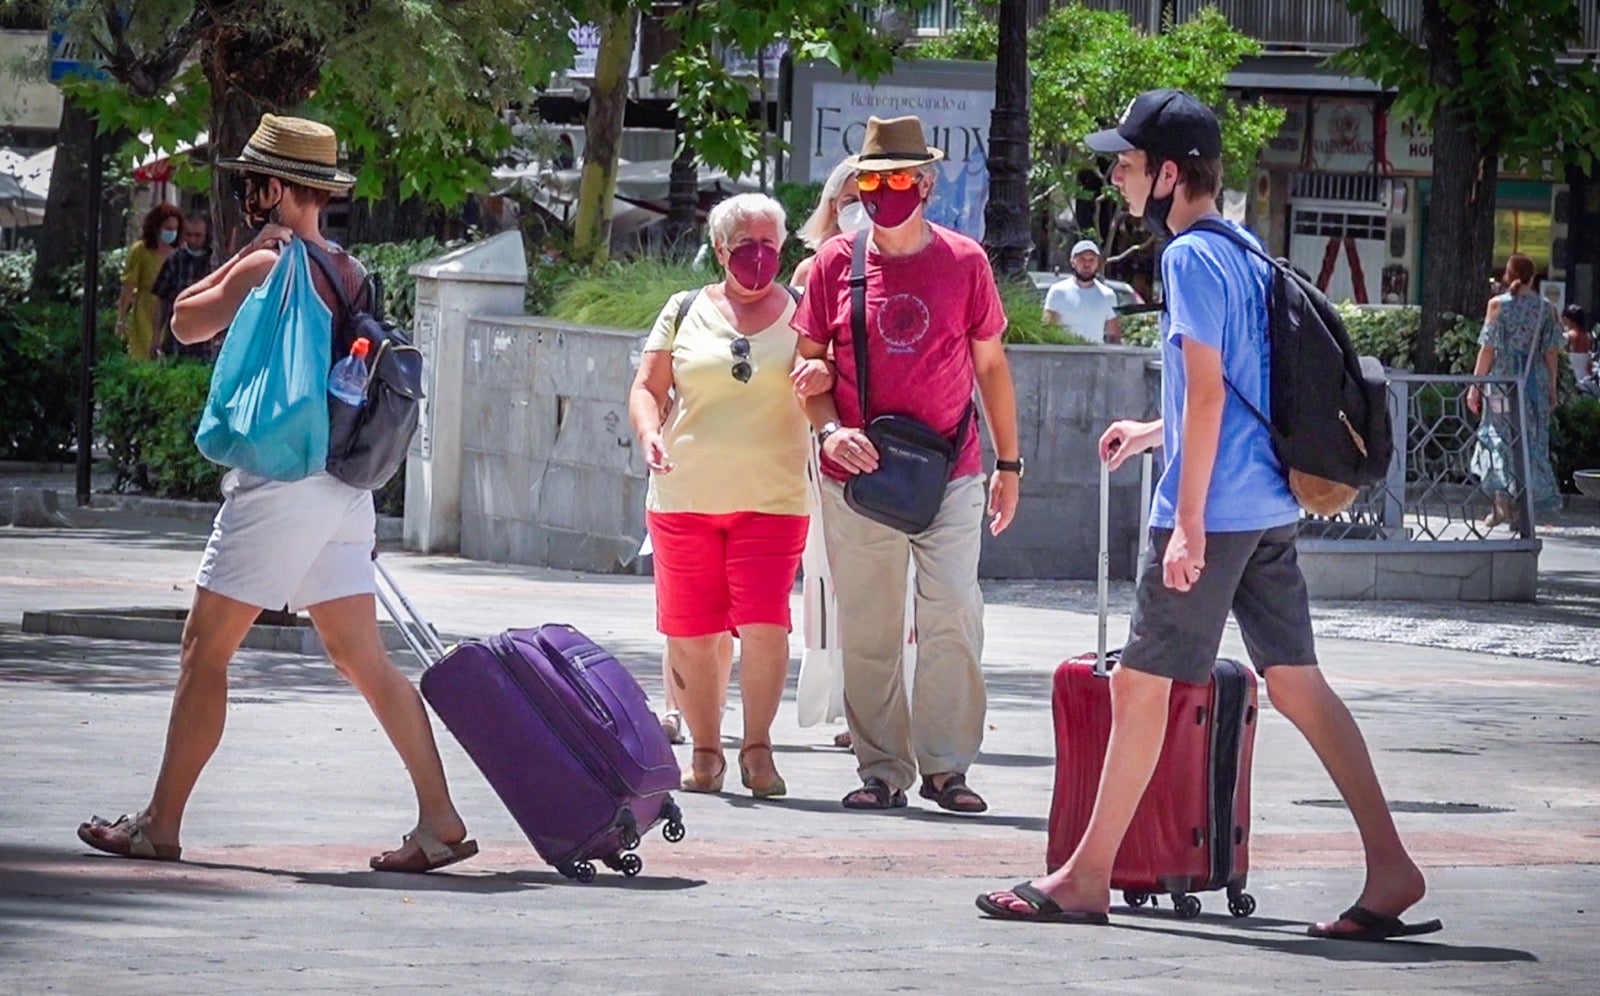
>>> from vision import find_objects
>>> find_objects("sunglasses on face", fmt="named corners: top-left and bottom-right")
top-left (731, 336), bottom-right (752, 383)
top-left (856, 170), bottom-right (918, 193)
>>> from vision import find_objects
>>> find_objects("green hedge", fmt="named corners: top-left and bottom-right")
top-left (0, 299), bottom-right (112, 461)
top-left (96, 353), bottom-right (223, 499)
top-left (1552, 396), bottom-right (1600, 492)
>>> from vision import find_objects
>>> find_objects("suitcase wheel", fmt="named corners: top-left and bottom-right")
top-left (602, 852), bottom-right (645, 877)
top-left (1227, 892), bottom-right (1256, 918)
top-left (560, 860), bottom-right (597, 883)
top-left (662, 819), bottom-right (686, 844)
top-left (619, 828), bottom-right (642, 852)
top-left (1122, 890), bottom-right (1152, 909)
top-left (1172, 894), bottom-right (1202, 919)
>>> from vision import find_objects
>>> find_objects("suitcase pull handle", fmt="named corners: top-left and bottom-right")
top-left (535, 632), bottom-right (617, 729)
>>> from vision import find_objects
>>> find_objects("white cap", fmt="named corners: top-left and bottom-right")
top-left (1070, 238), bottom-right (1100, 258)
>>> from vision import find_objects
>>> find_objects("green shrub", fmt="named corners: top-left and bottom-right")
top-left (96, 353), bottom-right (223, 500)
top-left (1122, 310), bottom-right (1159, 348)
top-left (550, 259), bottom-right (707, 329)
top-left (0, 299), bottom-right (106, 460)
top-left (1000, 278), bottom-right (1081, 345)
top-left (54, 246), bottom-right (129, 309)
top-left (1551, 395), bottom-right (1600, 492)
top-left (348, 238), bottom-right (453, 329)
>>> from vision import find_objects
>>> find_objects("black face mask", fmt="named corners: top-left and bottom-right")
top-left (234, 175), bottom-right (282, 230)
top-left (1142, 160), bottom-right (1176, 240)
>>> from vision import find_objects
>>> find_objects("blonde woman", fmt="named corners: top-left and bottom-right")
top-left (790, 161), bottom-right (869, 288)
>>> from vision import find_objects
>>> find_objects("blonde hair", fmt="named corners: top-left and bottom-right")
top-left (796, 161), bottom-right (858, 250)
top-left (707, 193), bottom-right (787, 250)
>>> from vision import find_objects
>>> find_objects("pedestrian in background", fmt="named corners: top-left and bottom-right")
top-left (154, 212), bottom-right (217, 360)
top-left (793, 115), bottom-right (1022, 814)
top-left (1468, 254), bottom-right (1565, 527)
top-left (979, 89), bottom-right (1433, 940)
top-left (77, 115), bottom-right (476, 875)
top-left (115, 203), bottom-right (183, 360)
top-left (790, 161), bottom-right (868, 288)
top-left (629, 192), bottom-right (833, 798)
top-left (1560, 304), bottom-right (1592, 385)
top-left (1043, 239), bottom-right (1123, 343)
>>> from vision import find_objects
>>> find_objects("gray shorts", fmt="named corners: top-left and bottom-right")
top-left (1121, 524), bottom-right (1318, 686)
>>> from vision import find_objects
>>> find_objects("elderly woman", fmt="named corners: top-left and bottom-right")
top-left (629, 193), bottom-right (832, 798)
top-left (790, 161), bottom-right (868, 288)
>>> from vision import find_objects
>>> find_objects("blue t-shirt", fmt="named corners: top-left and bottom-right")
top-left (1152, 220), bottom-right (1300, 533)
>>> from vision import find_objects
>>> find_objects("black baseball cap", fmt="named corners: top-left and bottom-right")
top-left (1084, 89), bottom-right (1222, 161)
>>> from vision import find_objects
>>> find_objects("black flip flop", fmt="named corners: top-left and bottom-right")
top-left (920, 772), bottom-right (988, 813)
top-left (841, 777), bottom-right (907, 810)
top-left (1308, 904), bottom-right (1443, 941)
top-left (975, 883), bottom-right (1110, 924)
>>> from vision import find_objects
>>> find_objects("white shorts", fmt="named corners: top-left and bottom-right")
top-left (195, 469), bottom-right (376, 612)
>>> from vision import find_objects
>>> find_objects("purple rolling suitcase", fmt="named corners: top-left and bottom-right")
top-left (374, 560), bottom-right (684, 882)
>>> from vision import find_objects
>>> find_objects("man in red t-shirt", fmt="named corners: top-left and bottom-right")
top-left (792, 115), bottom-right (1022, 814)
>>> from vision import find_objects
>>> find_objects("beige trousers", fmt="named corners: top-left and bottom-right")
top-left (819, 474), bottom-right (988, 791)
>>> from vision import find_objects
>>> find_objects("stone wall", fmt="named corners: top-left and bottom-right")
top-left (454, 319), bottom-right (1159, 580)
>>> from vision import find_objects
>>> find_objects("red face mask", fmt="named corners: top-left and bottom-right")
top-left (860, 186), bottom-right (923, 229)
top-left (727, 242), bottom-right (779, 291)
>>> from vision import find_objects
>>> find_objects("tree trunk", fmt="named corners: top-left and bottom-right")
top-left (346, 195), bottom-right (437, 245)
top-left (664, 119), bottom-right (700, 255)
top-left (983, 0), bottom-right (1031, 279)
top-left (1417, 101), bottom-right (1497, 373)
top-left (208, 79), bottom-right (272, 254)
top-left (32, 101), bottom-right (123, 298)
top-left (572, 8), bottom-right (638, 267)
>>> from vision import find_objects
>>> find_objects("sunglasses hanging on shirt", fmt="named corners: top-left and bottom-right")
top-left (731, 336), bottom-right (752, 383)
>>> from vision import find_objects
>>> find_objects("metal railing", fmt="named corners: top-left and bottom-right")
top-left (1300, 373), bottom-right (1539, 545)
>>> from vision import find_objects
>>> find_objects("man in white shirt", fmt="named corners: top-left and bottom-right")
top-left (1043, 239), bottom-right (1122, 344)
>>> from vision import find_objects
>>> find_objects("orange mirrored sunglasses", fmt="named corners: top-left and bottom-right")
top-left (855, 170), bottom-right (918, 193)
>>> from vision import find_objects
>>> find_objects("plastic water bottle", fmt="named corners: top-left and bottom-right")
top-left (328, 337), bottom-right (372, 406)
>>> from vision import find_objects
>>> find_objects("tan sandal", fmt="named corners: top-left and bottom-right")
top-left (680, 746), bottom-right (726, 793)
top-left (369, 829), bottom-right (479, 873)
top-left (77, 814), bottom-right (182, 862)
top-left (738, 742), bottom-right (787, 799)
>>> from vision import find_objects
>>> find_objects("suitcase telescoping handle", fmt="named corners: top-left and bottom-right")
top-left (1097, 448), bottom-right (1155, 678)
top-left (372, 553), bottom-right (449, 666)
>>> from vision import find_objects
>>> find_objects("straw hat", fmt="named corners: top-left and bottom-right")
top-left (843, 116), bottom-right (946, 172)
top-left (216, 114), bottom-right (356, 193)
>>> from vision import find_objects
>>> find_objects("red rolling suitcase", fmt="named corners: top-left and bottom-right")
top-left (1045, 457), bottom-right (1259, 920)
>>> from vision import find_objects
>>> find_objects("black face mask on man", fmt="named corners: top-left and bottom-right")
top-left (1141, 159), bottom-right (1176, 240)
top-left (235, 175), bottom-right (283, 231)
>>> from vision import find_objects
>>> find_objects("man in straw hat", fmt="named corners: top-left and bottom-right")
top-left (978, 90), bottom-right (1435, 941)
top-left (77, 114), bottom-right (479, 875)
top-left (792, 115), bottom-right (1022, 814)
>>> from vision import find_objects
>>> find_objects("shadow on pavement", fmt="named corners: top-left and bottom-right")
top-left (0, 630), bottom-right (350, 695)
top-left (182, 860), bottom-right (705, 894)
top-left (0, 846), bottom-right (260, 926)
top-left (1114, 919), bottom-right (1537, 964)
top-left (719, 793), bottom-right (1049, 832)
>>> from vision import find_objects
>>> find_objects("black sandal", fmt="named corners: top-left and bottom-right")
top-left (841, 777), bottom-right (907, 810)
top-left (920, 772), bottom-right (988, 813)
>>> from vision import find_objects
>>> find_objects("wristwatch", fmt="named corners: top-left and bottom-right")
top-left (817, 420), bottom-right (842, 446)
top-left (995, 457), bottom-right (1024, 477)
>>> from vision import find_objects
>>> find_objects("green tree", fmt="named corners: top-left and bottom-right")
top-left (18, 1), bottom-right (573, 256)
top-left (923, 3), bottom-right (1283, 255)
top-left (569, 1), bottom-right (910, 265)
top-left (1335, 0), bottom-right (1600, 372)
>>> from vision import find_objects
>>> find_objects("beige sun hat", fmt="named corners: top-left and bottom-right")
top-left (216, 114), bottom-right (357, 193)
top-left (842, 116), bottom-right (946, 172)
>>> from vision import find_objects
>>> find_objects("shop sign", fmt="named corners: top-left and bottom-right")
top-left (1310, 100), bottom-right (1374, 172)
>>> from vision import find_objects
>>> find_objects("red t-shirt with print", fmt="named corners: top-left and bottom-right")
top-left (792, 224), bottom-right (1007, 482)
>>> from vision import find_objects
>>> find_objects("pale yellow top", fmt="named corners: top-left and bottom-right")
top-left (643, 288), bottom-right (810, 516)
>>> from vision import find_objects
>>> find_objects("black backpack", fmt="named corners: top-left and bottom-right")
top-left (304, 241), bottom-right (425, 492)
top-left (1185, 218), bottom-right (1392, 516)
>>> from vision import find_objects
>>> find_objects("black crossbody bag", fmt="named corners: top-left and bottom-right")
top-left (841, 232), bottom-right (973, 533)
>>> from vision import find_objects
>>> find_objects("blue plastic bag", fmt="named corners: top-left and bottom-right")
top-left (195, 238), bottom-right (333, 481)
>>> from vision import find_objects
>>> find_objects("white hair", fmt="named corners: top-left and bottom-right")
top-left (707, 193), bottom-right (788, 250)
top-left (796, 161), bottom-right (858, 250)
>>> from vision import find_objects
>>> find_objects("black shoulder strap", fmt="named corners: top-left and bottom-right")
top-left (850, 232), bottom-right (871, 420)
top-left (1178, 218), bottom-right (1280, 442)
top-left (783, 283), bottom-right (802, 303)
top-left (301, 239), bottom-right (358, 318)
top-left (673, 287), bottom-right (702, 336)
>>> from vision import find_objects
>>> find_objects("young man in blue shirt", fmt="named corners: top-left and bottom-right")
top-left (978, 90), bottom-right (1438, 941)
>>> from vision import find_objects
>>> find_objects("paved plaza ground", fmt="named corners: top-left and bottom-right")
top-left (1, 481), bottom-right (1597, 993)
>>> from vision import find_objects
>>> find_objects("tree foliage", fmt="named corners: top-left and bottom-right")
top-left (1335, 0), bottom-right (1600, 177)
top-left (924, 2), bottom-right (1282, 204)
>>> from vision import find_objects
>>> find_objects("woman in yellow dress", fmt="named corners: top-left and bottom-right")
top-left (115, 204), bottom-right (184, 359)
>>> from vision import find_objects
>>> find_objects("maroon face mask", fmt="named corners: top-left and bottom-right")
top-left (727, 242), bottom-right (779, 291)
top-left (860, 186), bottom-right (923, 229)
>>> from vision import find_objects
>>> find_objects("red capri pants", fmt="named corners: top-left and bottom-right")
top-left (646, 510), bottom-right (809, 638)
